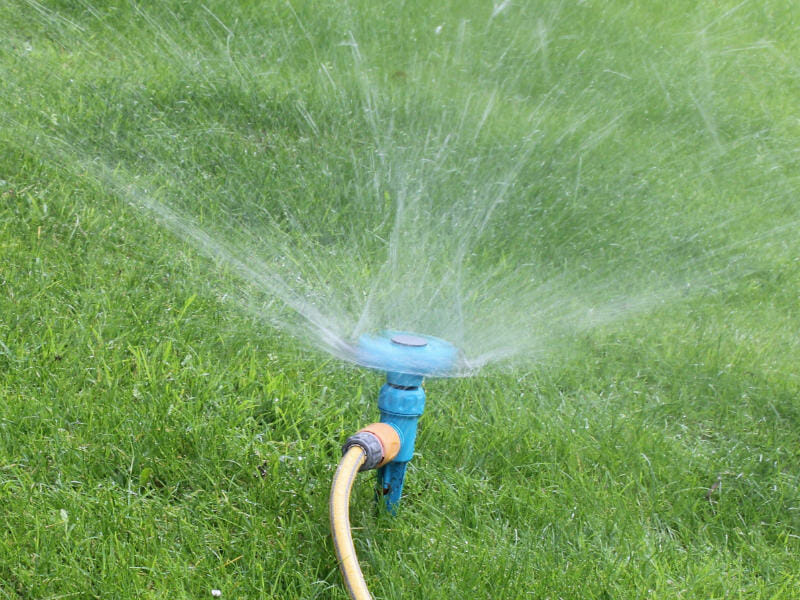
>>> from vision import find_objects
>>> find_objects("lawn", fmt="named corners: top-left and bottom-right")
top-left (1, 1), bottom-right (799, 598)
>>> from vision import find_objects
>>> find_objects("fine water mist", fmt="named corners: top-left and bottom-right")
top-left (3, 2), bottom-right (798, 375)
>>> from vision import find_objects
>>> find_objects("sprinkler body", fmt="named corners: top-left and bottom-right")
top-left (355, 331), bottom-right (457, 513)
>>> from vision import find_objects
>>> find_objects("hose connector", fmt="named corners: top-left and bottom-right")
top-left (341, 423), bottom-right (401, 471)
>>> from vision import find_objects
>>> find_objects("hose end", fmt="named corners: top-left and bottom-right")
top-left (342, 423), bottom-right (401, 471)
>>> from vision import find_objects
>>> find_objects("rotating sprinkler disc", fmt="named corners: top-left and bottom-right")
top-left (356, 330), bottom-right (458, 377)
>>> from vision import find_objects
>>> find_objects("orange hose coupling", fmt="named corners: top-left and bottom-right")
top-left (341, 423), bottom-right (401, 471)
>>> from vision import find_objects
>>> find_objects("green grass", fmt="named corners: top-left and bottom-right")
top-left (2, 1), bottom-right (800, 598)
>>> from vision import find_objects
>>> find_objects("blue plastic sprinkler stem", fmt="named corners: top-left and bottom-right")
top-left (377, 370), bottom-right (425, 513)
top-left (357, 331), bottom-right (457, 514)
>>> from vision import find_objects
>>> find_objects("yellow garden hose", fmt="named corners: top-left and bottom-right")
top-left (330, 445), bottom-right (372, 600)
top-left (330, 424), bottom-right (401, 600)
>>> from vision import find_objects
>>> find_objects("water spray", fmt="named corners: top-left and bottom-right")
top-left (329, 331), bottom-right (457, 599)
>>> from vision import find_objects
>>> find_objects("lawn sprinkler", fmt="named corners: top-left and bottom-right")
top-left (329, 331), bottom-right (457, 600)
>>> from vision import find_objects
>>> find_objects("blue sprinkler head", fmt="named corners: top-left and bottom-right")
top-left (356, 330), bottom-right (458, 383)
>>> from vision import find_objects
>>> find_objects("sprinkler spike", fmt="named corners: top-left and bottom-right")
top-left (379, 461), bottom-right (409, 512)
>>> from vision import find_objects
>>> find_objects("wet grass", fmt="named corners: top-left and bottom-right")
top-left (2, 1), bottom-right (800, 598)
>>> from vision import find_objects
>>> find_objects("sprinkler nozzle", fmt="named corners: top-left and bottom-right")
top-left (342, 423), bottom-right (401, 471)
